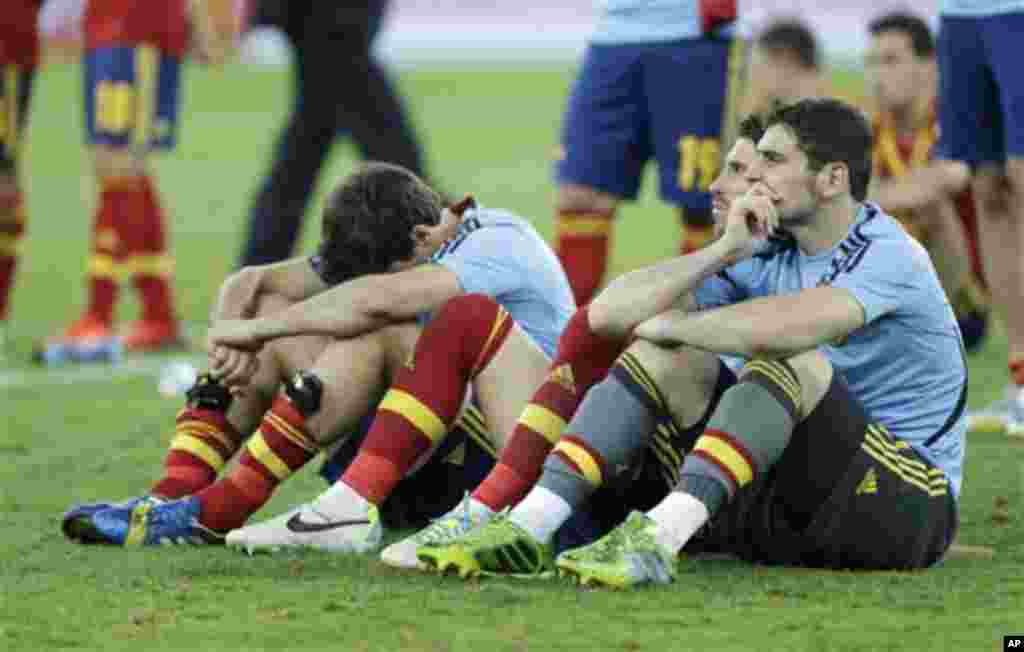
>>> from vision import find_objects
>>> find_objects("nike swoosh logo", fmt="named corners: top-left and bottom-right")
top-left (286, 513), bottom-right (371, 533)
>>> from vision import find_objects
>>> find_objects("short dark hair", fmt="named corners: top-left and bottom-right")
top-left (317, 162), bottom-right (442, 283)
top-left (868, 12), bottom-right (935, 58)
top-left (737, 114), bottom-right (766, 145)
top-left (757, 19), bottom-right (819, 70)
top-left (765, 98), bottom-right (873, 201)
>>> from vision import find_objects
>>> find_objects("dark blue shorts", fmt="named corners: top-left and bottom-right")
top-left (84, 46), bottom-right (181, 150)
top-left (0, 65), bottom-right (34, 172)
top-left (937, 13), bottom-right (1024, 166)
top-left (556, 37), bottom-right (747, 210)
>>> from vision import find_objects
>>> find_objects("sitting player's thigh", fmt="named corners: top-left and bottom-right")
top-left (556, 43), bottom-right (650, 200)
top-left (646, 37), bottom-right (747, 211)
top-left (0, 64), bottom-right (34, 177)
top-left (473, 323), bottom-right (551, 449)
top-left (936, 16), bottom-right (1003, 168)
top-left (84, 44), bottom-right (182, 155)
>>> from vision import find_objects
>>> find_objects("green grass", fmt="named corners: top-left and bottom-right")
top-left (2, 63), bottom-right (1022, 651)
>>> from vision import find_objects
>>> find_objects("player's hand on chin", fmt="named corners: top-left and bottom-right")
top-left (720, 189), bottom-right (779, 263)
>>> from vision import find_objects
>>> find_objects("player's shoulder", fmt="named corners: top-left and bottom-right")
top-left (856, 203), bottom-right (932, 268)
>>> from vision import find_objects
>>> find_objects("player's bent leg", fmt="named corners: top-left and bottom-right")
top-left (421, 342), bottom-right (721, 578)
top-left (380, 316), bottom-right (550, 569)
top-left (555, 185), bottom-right (618, 307)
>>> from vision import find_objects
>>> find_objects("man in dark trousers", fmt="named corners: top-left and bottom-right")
top-left (239, 0), bottom-right (434, 267)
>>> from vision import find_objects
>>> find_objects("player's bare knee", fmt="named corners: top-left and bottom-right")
top-left (782, 350), bottom-right (833, 418)
top-left (91, 145), bottom-right (147, 180)
top-left (971, 165), bottom-right (1014, 219)
top-left (625, 339), bottom-right (721, 426)
top-left (556, 184), bottom-right (618, 214)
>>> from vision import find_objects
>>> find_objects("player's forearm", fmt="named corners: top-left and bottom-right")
top-left (635, 293), bottom-right (853, 358)
top-left (588, 238), bottom-right (736, 338)
top-left (251, 283), bottom-right (392, 341)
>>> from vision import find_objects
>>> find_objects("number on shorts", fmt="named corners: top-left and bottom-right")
top-left (677, 135), bottom-right (720, 192)
top-left (94, 81), bottom-right (135, 135)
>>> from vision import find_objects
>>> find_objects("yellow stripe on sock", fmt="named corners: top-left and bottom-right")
top-left (693, 435), bottom-right (754, 487)
top-left (0, 233), bottom-right (19, 256)
top-left (246, 432), bottom-right (292, 481)
top-left (264, 412), bottom-right (317, 453)
top-left (176, 421), bottom-right (235, 452)
top-left (517, 404), bottom-right (567, 445)
top-left (124, 253), bottom-right (174, 277)
top-left (557, 214), bottom-right (613, 237)
top-left (379, 389), bottom-right (447, 444)
top-left (471, 307), bottom-right (511, 376)
top-left (169, 433), bottom-right (227, 472)
top-left (552, 439), bottom-right (603, 487)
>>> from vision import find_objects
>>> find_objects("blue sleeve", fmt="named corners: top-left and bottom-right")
top-left (435, 226), bottom-right (527, 298)
top-left (830, 239), bottom-right (928, 324)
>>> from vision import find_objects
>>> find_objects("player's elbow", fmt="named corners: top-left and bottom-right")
top-left (586, 294), bottom-right (632, 339)
top-left (355, 275), bottom-right (415, 321)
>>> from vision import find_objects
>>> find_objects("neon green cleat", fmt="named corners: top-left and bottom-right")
top-left (380, 494), bottom-right (491, 570)
top-left (416, 512), bottom-right (553, 579)
top-left (555, 511), bottom-right (676, 589)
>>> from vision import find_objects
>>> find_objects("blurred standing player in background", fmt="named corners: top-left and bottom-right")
top-left (553, 0), bottom-right (745, 307)
top-left (937, 0), bottom-right (1024, 433)
top-left (743, 19), bottom-right (825, 118)
top-left (39, 0), bottom-right (231, 360)
top-left (865, 12), bottom-right (988, 351)
top-left (237, 0), bottom-right (436, 267)
top-left (0, 1), bottom-right (43, 351)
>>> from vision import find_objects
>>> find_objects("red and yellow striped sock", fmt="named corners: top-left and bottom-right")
top-left (150, 407), bottom-right (242, 499)
top-left (1010, 358), bottom-right (1024, 387)
top-left (341, 294), bottom-right (514, 504)
top-left (472, 306), bottom-right (625, 511)
top-left (549, 435), bottom-right (609, 491)
top-left (127, 175), bottom-right (176, 323)
top-left (86, 177), bottom-right (141, 324)
top-left (196, 396), bottom-right (319, 532)
top-left (0, 189), bottom-right (25, 320)
top-left (555, 208), bottom-right (613, 306)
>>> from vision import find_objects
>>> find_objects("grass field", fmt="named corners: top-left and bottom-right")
top-left (1, 62), bottom-right (1022, 651)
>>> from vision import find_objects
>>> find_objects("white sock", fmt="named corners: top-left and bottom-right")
top-left (468, 498), bottom-right (495, 520)
top-left (509, 486), bottom-right (572, 544)
top-left (646, 491), bottom-right (710, 556)
top-left (310, 481), bottom-right (372, 522)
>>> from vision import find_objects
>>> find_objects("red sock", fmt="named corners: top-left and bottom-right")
top-left (0, 189), bottom-right (25, 320)
top-left (1010, 358), bottom-right (1024, 387)
top-left (679, 209), bottom-right (715, 255)
top-left (129, 176), bottom-right (176, 323)
top-left (555, 209), bottom-right (613, 306)
top-left (341, 294), bottom-right (514, 504)
top-left (196, 396), bottom-right (318, 532)
top-left (472, 307), bottom-right (625, 511)
top-left (150, 407), bottom-right (242, 499)
top-left (86, 177), bottom-right (138, 323)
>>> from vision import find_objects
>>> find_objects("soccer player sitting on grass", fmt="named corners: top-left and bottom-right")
top-left (225, 114), bottom-right (772, 569)
top-left (418, 99), bottom-right (966, 585)
top-left (61, 162), bottom-right (578, 546)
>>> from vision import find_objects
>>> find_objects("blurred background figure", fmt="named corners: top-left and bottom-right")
top-left (552, 0), bottom-right (744, 307)
top-left (864, 11), bottom-right (988, 351)
top-left (237, 0), bottom-right (437, 268)
top-left (0, 1), bottom-right (44, 353)
top-left (38, 0), bottom-right (233, 362)
top-left (744, 18), bottom-right (825, 116)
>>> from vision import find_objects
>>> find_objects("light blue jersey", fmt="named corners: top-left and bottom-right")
top-left (940, 0), bottom-right (1024, 16)
top-left (430, 207), bottom-right (576, 358)
top-left (590, 0), bottom-right (735, 44)
top-left (695, 204), bottom-right (967, 497)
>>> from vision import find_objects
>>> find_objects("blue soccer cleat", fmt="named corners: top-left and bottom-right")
top-left (66, 496), bottom-right (224, 546)
top-left (62, 496), bottom-right (148, 543)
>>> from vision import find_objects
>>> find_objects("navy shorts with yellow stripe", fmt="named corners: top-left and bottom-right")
top-left (0, 65), bottom-right (35, 173)
top-left (84, 46), bottom-right (181, 151)
top-left (687, 371), bottom-right (958, 570)
top-left (556, 37), bottom-right (747, 210)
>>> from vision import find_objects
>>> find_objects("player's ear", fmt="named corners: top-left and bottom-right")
top-left (412, 224), bottom-right (433, 242)
top-left (817, 162), bottom-right (848, 199)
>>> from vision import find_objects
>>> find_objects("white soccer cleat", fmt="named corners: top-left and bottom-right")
top-left (225, 503), bottom-right (381, 555)
top-left (379, 495), bottom-right (492, 570)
